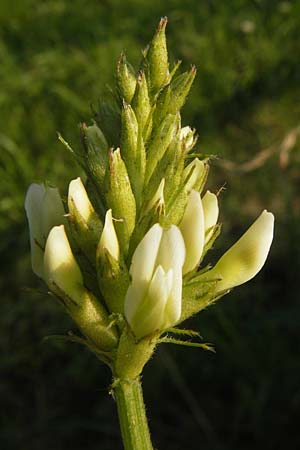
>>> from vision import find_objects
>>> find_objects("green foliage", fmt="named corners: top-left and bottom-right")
top-left (1, 1), bottom-right (300, 449)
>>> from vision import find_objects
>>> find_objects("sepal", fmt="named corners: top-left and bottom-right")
top-left (96, 247), bottom-right (130, 315)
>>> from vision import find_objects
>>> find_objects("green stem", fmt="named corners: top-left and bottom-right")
top-left (113, 377), bottom-right (153, 450)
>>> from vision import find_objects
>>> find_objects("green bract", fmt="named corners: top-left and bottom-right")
top-left (25, 19), bottom-right (274, 380)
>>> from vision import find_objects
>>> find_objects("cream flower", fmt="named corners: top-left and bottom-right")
top-left (210, 210), bottom-right (274, 292)
top-left (125, 223), bottom-right (185, 338)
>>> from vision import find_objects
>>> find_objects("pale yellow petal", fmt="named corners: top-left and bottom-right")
top-left (99, 209), bottom-right (120, 261)
top-left (180, 190), bottom-right (205, 274)
top-left (211, 210), bottom-right (274, 292)
top-left (41, 186), bottom-right (65, 238)
top-left (129, 223), bottom-right (163, 283)
top-left (24, 183), bottom-right (46, 277)
top-left (202, 190), bottom-right (219, 242)
top-left (44, 225), bottom-right (84, 303)
top-left (68, 177), bottom-right (94, 223)
top-left (125, 265), bottom-right (170, 338)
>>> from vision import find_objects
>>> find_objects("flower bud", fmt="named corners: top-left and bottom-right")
top-left (168, 66), bottom-right (197, 115)
top-left (180, 126), bottom-right (197, 153)
top-left (44, 225), bottom-right (118, 350)
top-left (147, 17), bottom-right (169, 93)
top-left (80, 123), bottom-right (109, 198)
top-left (25, 183), bottom-right (65, 277)
top-left (121, 102), bottom-right (138, 163)
top-left (97, 215), bottom-right (130, 314)
top-left (210, 210), bottom-right (274, 292)
top-left (105, 148), bottom-right (136, 253)
top-left (125, 223), bottom-right (185, 338)
top-left (120, 102), bottom-right (141, 193)
top-left (98, 209), bottom-right (120, 262)
top-left (132, 71), bottom-right (151, 135)
top-left (68, 178), bottom-right (95, 224)
top-left (202, 190), bottom-right (219, 243)
top-left (93, 101), bottom-right (121, 148)
top-left (183, 158), bottom-right (208, 193)
top-left (180, 190), bottom-right (205, 274)
top-left (146, 178), bottom-right (165, 215)
top-left (117, 53), bottom-right (136, 104)
top-left (44, 225), bottom-right (84, 302)
top-left (152, 84), bottom-right (171, 129)
top-left (145, 113), bottom-right (179, 184)
top-left (68, 177), bottom-right (103, 263)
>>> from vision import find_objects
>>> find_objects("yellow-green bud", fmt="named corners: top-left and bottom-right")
top-left (147, 17), bottom-right (169, 93)
top-left (132, 71), bottom-right (151, 135)
top-left (120, 102), bottom-right (139, 182)
top-left (105, 149), bottom-right (136, 254)
top-left (117, 53), bottom-right (136, 104)
top-left (121, 102), bottom-right (138, 159)
top-left (145, 113), bottom-right (179, 184)
top-left (80, 123), bottom-right (109, 203)
top-left (168, 66), bottom-right (197, 115)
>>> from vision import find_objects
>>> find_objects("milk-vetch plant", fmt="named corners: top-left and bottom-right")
top-left (25, 18), bottom-right (274, 450)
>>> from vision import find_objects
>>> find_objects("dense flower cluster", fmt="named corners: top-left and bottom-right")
top-left (25, 19), bottom-right (274, 373)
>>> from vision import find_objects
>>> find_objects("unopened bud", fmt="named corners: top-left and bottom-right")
top-left (147, 17), bottom-right (169, 93)
top-left (180, 126), bottom-right (197, 153)
top-left (44, 225), bottom-right (84, 303)
top-left (168, 66), bottom-right (197, 115)
top-left (120, 102), bottom-right (138, 178)
top-left (68, 177), bottom-right (103, 263)
top-left (98, 209), bottom-right (120, 262)
top-left (81, 123), bottom-right (109, 201)
top-left (44, 224), bottom-right (118, 350)
top-left (117, 53), bottom-right (136, 104)
top-left (145, 113), bottom-right (179, 184)
top-left (105, 149), bottom-right (136, 253)
top-left (183, 158), bottom-right (208, 193)
top-left (132, 71), bottom-right (151, 135)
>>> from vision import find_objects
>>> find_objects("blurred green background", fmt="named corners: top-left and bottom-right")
top-left (1, 1), bottom-right (299, 449)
